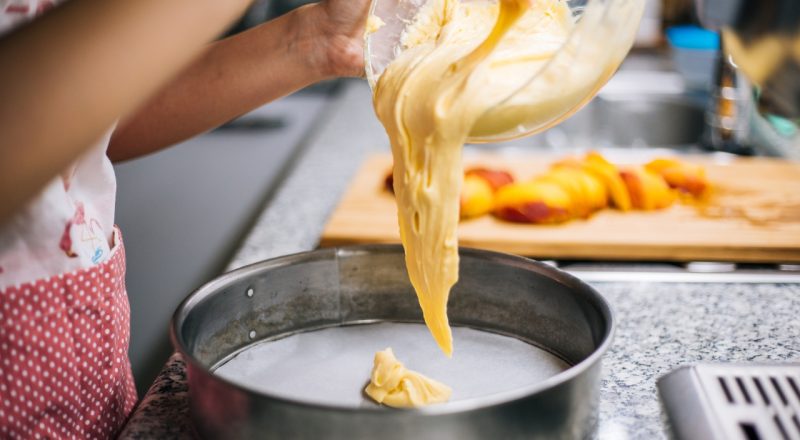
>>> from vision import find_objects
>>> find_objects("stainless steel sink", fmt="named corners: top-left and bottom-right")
top-left (589, 95), bottom-right (706, 147)
top-left (539, 94), bottom-right (706, 150)
top-left (481, 93), bottom-right (708, 152)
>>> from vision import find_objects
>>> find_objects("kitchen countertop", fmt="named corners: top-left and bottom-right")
top-left (118, 80), bottom-right (800, 439)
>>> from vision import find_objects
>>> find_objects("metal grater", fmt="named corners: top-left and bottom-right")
top-left (658, 364), bottom-right (800, 440)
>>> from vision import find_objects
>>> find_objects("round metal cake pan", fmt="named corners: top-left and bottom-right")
top-left (171, 245), bottom-right (614, 439)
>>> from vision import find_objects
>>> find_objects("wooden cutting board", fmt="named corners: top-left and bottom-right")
top-left (321, 153), bottom-right (800, 262)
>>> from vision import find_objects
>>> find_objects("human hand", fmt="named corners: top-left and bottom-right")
top-left (298, 0), bottom-right (371, 78)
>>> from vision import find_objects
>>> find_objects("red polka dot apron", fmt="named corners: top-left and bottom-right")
top-left (0, 228), bottom-right (137, 439)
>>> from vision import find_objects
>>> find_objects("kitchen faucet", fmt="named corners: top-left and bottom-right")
top-left (695, 0), bottom-right (800, 158)
top-left (702, 37), bottom-right (752, 155)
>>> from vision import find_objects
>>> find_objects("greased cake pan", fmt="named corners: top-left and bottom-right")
top-left (171, 245), bottom-right (614, 439)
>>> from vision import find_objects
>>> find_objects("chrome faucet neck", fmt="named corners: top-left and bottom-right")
top-left (702, 41), bottom-right (753, 155)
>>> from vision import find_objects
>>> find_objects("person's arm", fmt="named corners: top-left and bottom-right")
top-left (0, 0), bottom-right (252, 225)
top-left (109, 0), bottom-right (369, 162)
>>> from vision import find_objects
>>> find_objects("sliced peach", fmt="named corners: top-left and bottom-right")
top-left (619, 167), bottom-right (675, 210)
top-left (537, 167), bottom-right (608, 218)
top-left (493, 181), bottom-right (572, 224)
top-left (465, 168), bottom-right (515, 192)
top-left (662, 167), bottom-right (708, 198)
top-left (460, 175), bottom-right (494, 219)
top-left (554, 153), bottom-right (632, 211)
top-left (645, 158), bottom-right (708, 197)
top-left (535, 170), bottom-right (587, 218)
top-left (583, 152), bottom-right (633, 211)
top-left (552, 157), bottom-right (608, 209)
top-left (575, 170), bottom-right (609, 212)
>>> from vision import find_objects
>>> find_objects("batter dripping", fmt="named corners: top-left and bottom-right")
top-left (373, 0), bottom-right (573, 357)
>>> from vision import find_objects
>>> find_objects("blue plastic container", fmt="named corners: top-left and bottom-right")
top-left (666, 25), bottom-right (720, 90)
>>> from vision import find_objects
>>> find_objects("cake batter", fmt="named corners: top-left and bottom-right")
top-left (365, 348), bottom-right (453, 407)
top-left (373, 0), bottom-right (574, 357)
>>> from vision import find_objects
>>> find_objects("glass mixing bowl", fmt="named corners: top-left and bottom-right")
top-left (364, 0), bottom-right (645, 143)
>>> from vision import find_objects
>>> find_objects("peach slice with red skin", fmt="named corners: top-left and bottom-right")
top-left (645, 158), bottom-right (708, 198)
top-left (461, 167), bottom-right (515, 219)
top-left (493, 181), bottom-right (572, 224)
top-left (465, 168), bottom-right (515, 192)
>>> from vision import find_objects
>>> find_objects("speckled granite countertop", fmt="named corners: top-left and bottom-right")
top-left (118, 80), bottom-right (800, 439)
